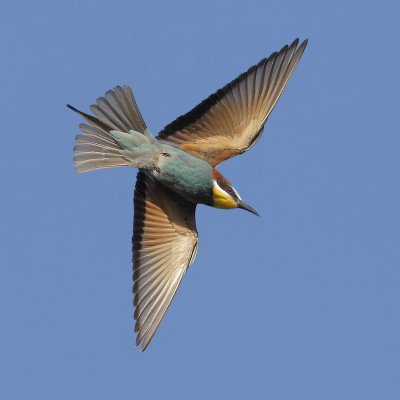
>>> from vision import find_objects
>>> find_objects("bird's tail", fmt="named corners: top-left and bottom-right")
top-left (68, 85), bottom-right (160, 173)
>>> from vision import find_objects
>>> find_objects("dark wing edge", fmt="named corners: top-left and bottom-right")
top-left (157, 38), bottom-right (308, 166)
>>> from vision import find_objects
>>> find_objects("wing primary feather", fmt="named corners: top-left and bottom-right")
top-left (264, 39), bottom-right (308, 115)
top-left (139, 271), bottom-right (184, 351)
top-left (134, 269), bottom-right (175, 324)
top-left (132, 171), bottom-right (198, 350)
top-left (157, 38), bottom-right (307, 166)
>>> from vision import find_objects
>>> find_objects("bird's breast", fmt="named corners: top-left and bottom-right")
top-left (154, 145), bottom-right (213, 205)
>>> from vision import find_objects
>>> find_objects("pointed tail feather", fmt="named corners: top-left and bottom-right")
top-left (68, 86), bottom-right (156, 173)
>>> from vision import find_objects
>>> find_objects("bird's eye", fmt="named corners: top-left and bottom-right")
top-left (228, 188), bottom-right (233, 193)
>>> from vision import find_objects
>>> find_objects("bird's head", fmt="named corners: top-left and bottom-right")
top-left (211, 169), bottom-right (259, 216)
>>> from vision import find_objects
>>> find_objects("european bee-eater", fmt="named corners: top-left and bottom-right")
top-left (69, 38), bottom-right (308, 351)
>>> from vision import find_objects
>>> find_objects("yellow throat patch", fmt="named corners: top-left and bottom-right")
top-left (212, 181), bottom-right (237, 209)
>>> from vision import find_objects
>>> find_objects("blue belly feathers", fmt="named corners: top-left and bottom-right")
top-left (156, 145), bottom-right (213, 205)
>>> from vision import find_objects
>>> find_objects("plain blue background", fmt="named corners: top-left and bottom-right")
top-left (1, 0), bottom-right (399, 398)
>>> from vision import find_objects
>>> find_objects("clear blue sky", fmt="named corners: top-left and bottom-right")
top-left (1, 0), bottom-right (399, 399)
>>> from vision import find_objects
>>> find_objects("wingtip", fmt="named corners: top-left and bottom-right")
top-left (300, 38), bottom-right (309, 49)
top-left (279, 43), bottom-right (290, 53)
top-left (135, 336), bottom-right (149, 352)
top-left (281, 38), bottom-right (308, 56)
top-left (140, 342), bottom-right (149, 352)
top-left (292, 38), bottom-right (308, 48)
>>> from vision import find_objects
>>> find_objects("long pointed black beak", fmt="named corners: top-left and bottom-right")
top-left (238, 200), bottom-right (260, 217)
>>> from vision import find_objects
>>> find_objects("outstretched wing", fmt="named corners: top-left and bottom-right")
top-left (133, 172), bottom-right (198, 351)
top-left (157, 39), bottom-right (308, 166)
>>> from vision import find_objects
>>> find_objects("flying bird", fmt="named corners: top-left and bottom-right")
top-left (69, 38), bottom-right (308, 351)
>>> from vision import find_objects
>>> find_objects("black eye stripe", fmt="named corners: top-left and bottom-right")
top-left (217, 181), bottom-right (237, 198)
top-left (217, 181), bottom-right (230, 192)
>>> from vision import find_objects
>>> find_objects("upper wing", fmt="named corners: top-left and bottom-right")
top-left (157, 39), bottom-right (308, 166)
top-left (133, 171), bottom-right (198, 351)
